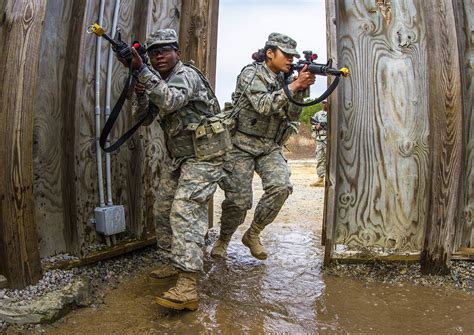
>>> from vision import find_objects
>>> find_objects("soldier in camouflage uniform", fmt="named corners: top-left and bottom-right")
top-left (310, 101), bottom-right (328, 187)
top-left (123, 28), bottom-right (229, 311)
top-left (211, 33), bottom-right (316, 260)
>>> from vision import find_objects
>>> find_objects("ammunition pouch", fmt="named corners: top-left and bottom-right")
top-left (237, 109), bottom-right (282, 139)
top-left (191, 117), bottom-right (233, 160)
top-left (274, 120), bottom-right (299, 146)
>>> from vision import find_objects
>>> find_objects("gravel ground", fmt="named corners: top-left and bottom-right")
top-left (0, 246), bottom-right (165, 332)
top-left (325, 261), bottom-right (473, 293)
top-left (1, 162), bottom-right (472, 332)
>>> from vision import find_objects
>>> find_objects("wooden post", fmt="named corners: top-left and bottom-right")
top-left (322, 0), bottom-right (341, 265)
top-left (0, 0), bottom-right (46, 288)
top-left (452, 0), bottom-right (474, 250)
top-left (179, 0), bottom-right (220, 229)
top-left (420, 0), bottom-right (463, 274)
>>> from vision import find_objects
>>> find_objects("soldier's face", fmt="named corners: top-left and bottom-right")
top-left (266, 48), bottom-right (294, 74)
top-left (148, 46), bottom-right (181, 75)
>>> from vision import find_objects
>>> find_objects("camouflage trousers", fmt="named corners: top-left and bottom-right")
top-left (315, 140), bottom-right (326, 178)
top-left (154, 158), bottom-right (223, 272)
top-left (218, 145), bottom-right (293, 240)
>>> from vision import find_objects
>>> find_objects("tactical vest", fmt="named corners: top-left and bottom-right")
top-left (235, 64), bottom-right (285, 140)
top-left (158, 64), bottom-right (232, 161)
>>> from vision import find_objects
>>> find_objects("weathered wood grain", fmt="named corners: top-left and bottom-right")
top-left (453, 0), bottom-right (474, 250)
top-left (179, 0), bottom-right (212, 75)
top-left (0, 0), bottom-right (46, 288)
top-left (33, 0), bottom-right (74, 257)
top-left (323, 0), bottom-right (340, 263)
top-left (420, 0), bottom-right (463, 274)
top-left (333, 0), bottom-right (430, 251)
top-left (61, 0), bottom-right (95, 254)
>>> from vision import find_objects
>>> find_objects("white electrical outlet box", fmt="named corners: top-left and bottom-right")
top-left (94, 205), bottom-right (126, 236)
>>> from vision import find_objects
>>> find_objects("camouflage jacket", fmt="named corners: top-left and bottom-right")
top-left (134, 61), bottom-right (221, 165)
top-left (231, 62), bottom-right (306, 155)
top-left (134, 61), bottom-right (219, 124)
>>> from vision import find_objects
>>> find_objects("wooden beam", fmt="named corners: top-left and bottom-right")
top-left (0, 0), bottom-right (47, 288)
top-left (60, 0), bottom-right (89, 255)
top-left (42, 236), bottom-right (157, 271)
top-left (322, 0), bottom-right (341, 266)
top-left (178, 0), bottom-right (219, 229)
top-left (452, 0), bottom-right (474, 250)
top-left (420, 0), bottom-right (464, 275)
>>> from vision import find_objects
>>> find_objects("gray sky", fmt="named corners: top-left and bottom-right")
top-left (215, 0), bottom-right (327, 105)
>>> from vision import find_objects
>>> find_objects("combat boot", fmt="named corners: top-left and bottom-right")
top-left (155, 271), bottom-right (199, 311)
top-left (310, 176), bottom-right (325, 187)
top-left (210, 237), bottom-right (231, 259)
top-left (149, 263), bottom-right (179, 283)
top-left (242, 224), bottom-right (268, 260)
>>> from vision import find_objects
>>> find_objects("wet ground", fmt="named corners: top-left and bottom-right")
top-left (32, 162), bottom-right (473, 334)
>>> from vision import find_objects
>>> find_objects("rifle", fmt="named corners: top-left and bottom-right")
top-left (87, 23), bottom-right (149, 152)
top-left (283, 51), bottom-right (349, 107)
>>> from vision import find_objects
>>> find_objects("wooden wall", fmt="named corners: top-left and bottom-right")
top-left (0, 0), bottom-right (46, 288)
top-left (327, 0), bottom-right (430, 250)
top-left (324, 0), bottom-right (472, 272)
top-left (1, 0), bottom-right (217, 288)
top-left (32, 0), bottom-right (184, 257)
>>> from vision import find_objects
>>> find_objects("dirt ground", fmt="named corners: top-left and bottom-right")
top-left (7, 162), bottom-right (473, 334)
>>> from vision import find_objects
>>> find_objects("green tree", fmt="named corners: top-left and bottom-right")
top-left (300, 103), bottom-right (323, 130)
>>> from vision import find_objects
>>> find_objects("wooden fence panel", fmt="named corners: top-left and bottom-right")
top-left (33, 0), bottom-right (74, 257)
top-left (332, 0), bottom-right (430, 250)
top-left (420, 0), bottom-right (463, 274)
top-left (0, 0), bottom-right (46, 288)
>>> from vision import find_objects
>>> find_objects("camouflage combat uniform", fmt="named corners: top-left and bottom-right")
top-left (311, 110), bottom-right (327, 178)
top-left (134, 30), bottom-right (226, 273)
top-left (217, 33), bottom-right (305, 244)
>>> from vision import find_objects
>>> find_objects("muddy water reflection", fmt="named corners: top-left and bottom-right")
top-left (46, 165), bottom-right (473, 334)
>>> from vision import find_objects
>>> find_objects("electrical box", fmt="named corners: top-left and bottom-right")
top-left (94, 205), bottom-right (126, 236)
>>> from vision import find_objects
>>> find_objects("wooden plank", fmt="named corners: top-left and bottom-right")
top-left (178, 0), bottom-right (218, 229)
top-left (331, 1), bottom-right (430, 251)
top-left (42, 236), bottom-right (157, 271)
top-left (333, 254), bottom-right (420, 264)
top-left (453, 0), bottom-right (474, 250)
top-left (60, 0), bottom-right (93, 254)
top-left (0, 0), bottom-right (47, 288)
top-left (452, 247), bottom-right (474, 260)
top-left (323, 0), bottom-right (340, 264)
top-left (178, 0), bottom-right (212, 75)
top-left (34, 0), bottom-right (74, 257)
top-left (420, 0), bottom-right (463, 275)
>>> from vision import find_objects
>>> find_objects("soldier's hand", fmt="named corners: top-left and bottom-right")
top-left (130, 47), bottom-right (144, 71)
top-left (135, 83), bottom-right (146, 96)
top-left (288, 65), bottom-right (316, 92)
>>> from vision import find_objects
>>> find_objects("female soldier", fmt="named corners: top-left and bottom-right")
top-left (211, 33), bottom-right (315, 259)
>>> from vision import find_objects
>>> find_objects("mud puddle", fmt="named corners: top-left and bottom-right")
top-left (37, 162), bottom-right (473, 334)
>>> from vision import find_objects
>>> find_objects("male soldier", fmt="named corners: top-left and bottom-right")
top-left (123, 28), bottom-right (229, 311)
top-left (211, 32), bottom-right (315, 259)
top-left (310, 101), bottom-right (328, 187)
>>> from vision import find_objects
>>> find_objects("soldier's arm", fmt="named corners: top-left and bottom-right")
top-left (286, 89), bottom-right (305, 121)
top-left (137, 66), bottom-right (196, 115)
top-left (241, 68), bottom-right (290, 116)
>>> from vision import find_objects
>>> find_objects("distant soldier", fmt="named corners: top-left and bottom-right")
top-left (211, 32), bottom-right (315, 260)
top-left (310, 101), bottom-right (328, 187)
top-left (121, 28), bottom-right (230, 311)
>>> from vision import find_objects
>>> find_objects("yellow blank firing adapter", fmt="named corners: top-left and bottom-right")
top-left (339, 67), bottom-right (350, 77)
top-left (87, 23), bottom-right (106, 37)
